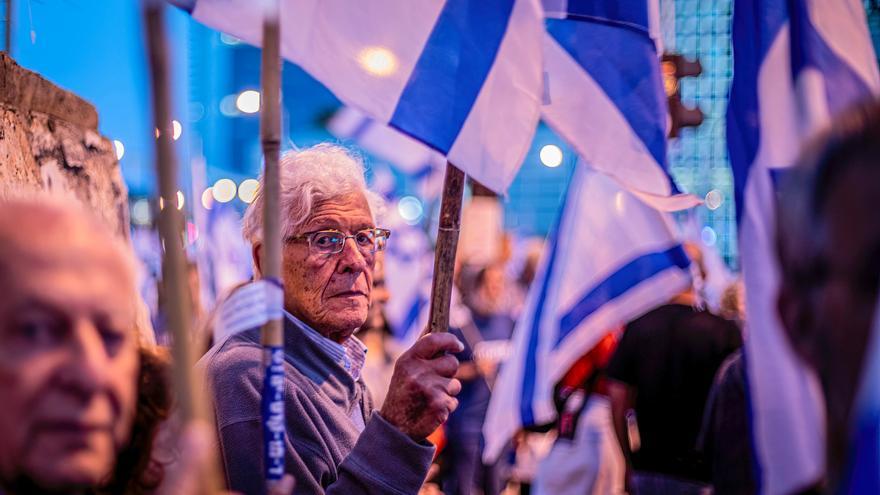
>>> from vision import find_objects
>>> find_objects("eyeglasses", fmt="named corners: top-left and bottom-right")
top-left (285, 228), bottom-right (391, 256)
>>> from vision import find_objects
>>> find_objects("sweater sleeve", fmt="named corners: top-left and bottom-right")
top-left (207, 344), bottom-right (433, 495)
top-left (327, 412), bottom-right (435, 495)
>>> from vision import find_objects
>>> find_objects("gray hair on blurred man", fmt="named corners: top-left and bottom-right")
top-left (201, 144), bottom-right (462, 494)
top-left (0, 197), bottom-right (140, 494)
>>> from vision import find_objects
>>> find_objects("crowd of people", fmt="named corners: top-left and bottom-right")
top-left (0, 99), bottom-right (878, 495)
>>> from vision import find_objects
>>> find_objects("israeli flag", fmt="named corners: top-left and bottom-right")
top-left (328, 106), bottom-right (443, 176)
top-left (540, 0), bottom-right (700, 211)
top-left (179, 0), bottom-right (544, 194)
top-left (482, 163), bottom-right (692, 462)
top-left (845, 292), bottom-right (880, 493)
top-left (727, 1), bottom-right (879, 492)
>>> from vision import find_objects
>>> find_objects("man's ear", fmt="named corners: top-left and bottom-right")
top-left (252, 242), bottom-right (263, 277)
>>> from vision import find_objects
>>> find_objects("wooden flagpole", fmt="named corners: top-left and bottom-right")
top-left (259, 0), bottom-right (286, 489)
top-left (144, 2), bottom-right (219, 492)
top-left (427, 163), bottom-right (466, 334)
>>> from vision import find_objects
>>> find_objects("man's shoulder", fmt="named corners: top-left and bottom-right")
top-left (199, 328), bottom-right (263, 380)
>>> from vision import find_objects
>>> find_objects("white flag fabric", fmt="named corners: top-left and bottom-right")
top-left (327, 106), bottom-right (443, 175)
top-left (541, 0), bottom-right (701, 211)
top-left (179, 0), bottom-right (544, 194)
top-left (727, 1), bottom-right (879, 492)
top-left (482, 163), bottom-right (692, 462)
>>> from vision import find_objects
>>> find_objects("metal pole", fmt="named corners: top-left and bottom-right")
top-left (427, 163), bottom-right (466, 334)
top-left (259, 0), bottom-right (286, 489)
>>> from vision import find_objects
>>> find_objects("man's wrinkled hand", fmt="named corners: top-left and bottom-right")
top-left (380, 332), bottom-right (464, 440)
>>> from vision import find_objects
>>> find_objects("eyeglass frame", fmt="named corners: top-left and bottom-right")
top-left (284, 227), bottom-right (392, 256)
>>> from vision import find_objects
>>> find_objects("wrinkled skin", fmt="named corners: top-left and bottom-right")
top-left (256, 192), bottom-right (376, 343)
top-left (254, 191), bottom-right (462, 440)
top-left (0, 204), bottom-right (139, 493)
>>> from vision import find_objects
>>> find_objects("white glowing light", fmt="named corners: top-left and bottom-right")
top-left (705, 189), bottom-right (723, 210)
top-left (220, 33), bottom-right (241, 45)
top-left (701, 226), bottom-right (718, 246)
top-left (397, 196), bottom-right (424, 224)
top-left (235, 90), bottom-right (261, 114)
top-left (358, 46), bottom-right (398, 77)
top-left (131, 199), bottom-right (151, 225)
top-left (540, 144), bottom-right (563, 168)
top-left (212, 179), bottom-right (237, 203)
top-left (201, 188), bottom-right (214, 210)
top-left (113, 140), bottom-right (125, 160)
top-left (172, 120), bottom-right (182, 141)
top-left (238, 179), bottom-right (260, 204)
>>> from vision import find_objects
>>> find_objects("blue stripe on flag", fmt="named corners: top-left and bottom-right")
top-left (546, 18), bottom-right (668, 172)
top-left (727, 0), bottom-right (788, 223)
top-left (554, 245), bottom-right (690, 347)
top-left (563, 0), bottom-right (649, 32)
top-left (789, 1), bottom-right (874, 116)
top-left (389, 0), bottom-right (515, 154)
top-left (519, 225), bottom-right (563, 426)
top-left (519, 170), bottom-right (579, 426)
top-left (399, 294), bottom-right (427, 339)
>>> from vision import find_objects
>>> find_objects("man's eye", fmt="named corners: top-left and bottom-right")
top-left (16, 318), bottom-right (61, 346)
top-left (100, 327), bottom-right (127, 356)
top-left (314, 234), bottom-right (341, 247)
top-left (355, 232), bottom-right (374, 246)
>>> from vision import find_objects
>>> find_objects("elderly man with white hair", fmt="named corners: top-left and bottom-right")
top-left (201, 144), bottom-right (463, 494)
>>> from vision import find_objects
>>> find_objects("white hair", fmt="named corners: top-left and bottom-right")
top-left (242, 143), bottom-right (385, 244)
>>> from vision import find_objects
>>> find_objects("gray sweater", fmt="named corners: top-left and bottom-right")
top-left (199, 317), bottom-right (434, 494)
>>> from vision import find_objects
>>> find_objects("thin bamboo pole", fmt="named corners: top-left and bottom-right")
top-left (427, 163), bottom-right (466, 334)
top-left (144, 2), bottom-right (218, 492)
top-left (259, 0), bottom-right (286, 489)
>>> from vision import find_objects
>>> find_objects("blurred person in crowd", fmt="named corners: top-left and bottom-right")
top-left (696, 349), bottom-right (753, 495)
top-left (776, 99), bottom-right (880, 492)
top-left (606, 245), bottom-right (742, 495)
top-left (360, 252), bottom-right (399, 409)
top-left (441, 262), bottom-right (516, 495)
top-left (0, 198), bottom-right (141, 494)
top-left (200, 144), bottom-right (463, 494)
top-left (533, 332), bottom-right (624, 495)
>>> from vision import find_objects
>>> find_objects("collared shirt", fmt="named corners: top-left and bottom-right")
top-left (283, 310), bottom-right (368, 381)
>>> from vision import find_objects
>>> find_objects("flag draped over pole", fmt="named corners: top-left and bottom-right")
top-left (727, 1), bottom-right (879, 492)
top-left (482, 163), bottom-right (692, 463)
top-left (180, 0), bottom-right (544, 195)
top-left (540, 0), bottom-right (700, 211)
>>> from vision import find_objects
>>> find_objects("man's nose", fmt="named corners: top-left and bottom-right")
top-left (63, 319), bottom-right (111, 397)
top-left (336, 237), bottom-right (369, 273)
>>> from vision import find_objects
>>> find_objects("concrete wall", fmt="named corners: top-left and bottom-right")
top-left (0, 53), bottom-right (130, 241)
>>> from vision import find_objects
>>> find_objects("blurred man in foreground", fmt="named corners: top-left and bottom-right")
top-left (0, 197), bottom-right (140, 494)
top-left (202, 144), bottom-right (462, 494)
top-left (776, 99), bottom-right (880, 492)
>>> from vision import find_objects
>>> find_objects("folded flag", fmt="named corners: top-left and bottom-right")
top-left (177, 0), bottom-right (544, 194)
top-left (540, 0), bottom-right (700, 211)
top-left (483, 162), bottom-right (692, 462)
top-left (727, 1), bottom-right (879, 492)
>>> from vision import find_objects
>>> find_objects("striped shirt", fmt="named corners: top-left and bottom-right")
top-left (284, 310), bottom-right (368, 381)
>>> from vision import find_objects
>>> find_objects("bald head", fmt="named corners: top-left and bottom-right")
top-left (0, 197), bottom-right (141, 493)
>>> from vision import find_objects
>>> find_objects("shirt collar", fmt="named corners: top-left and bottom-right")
top-left (283, 310), bottom-right (367, 380)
